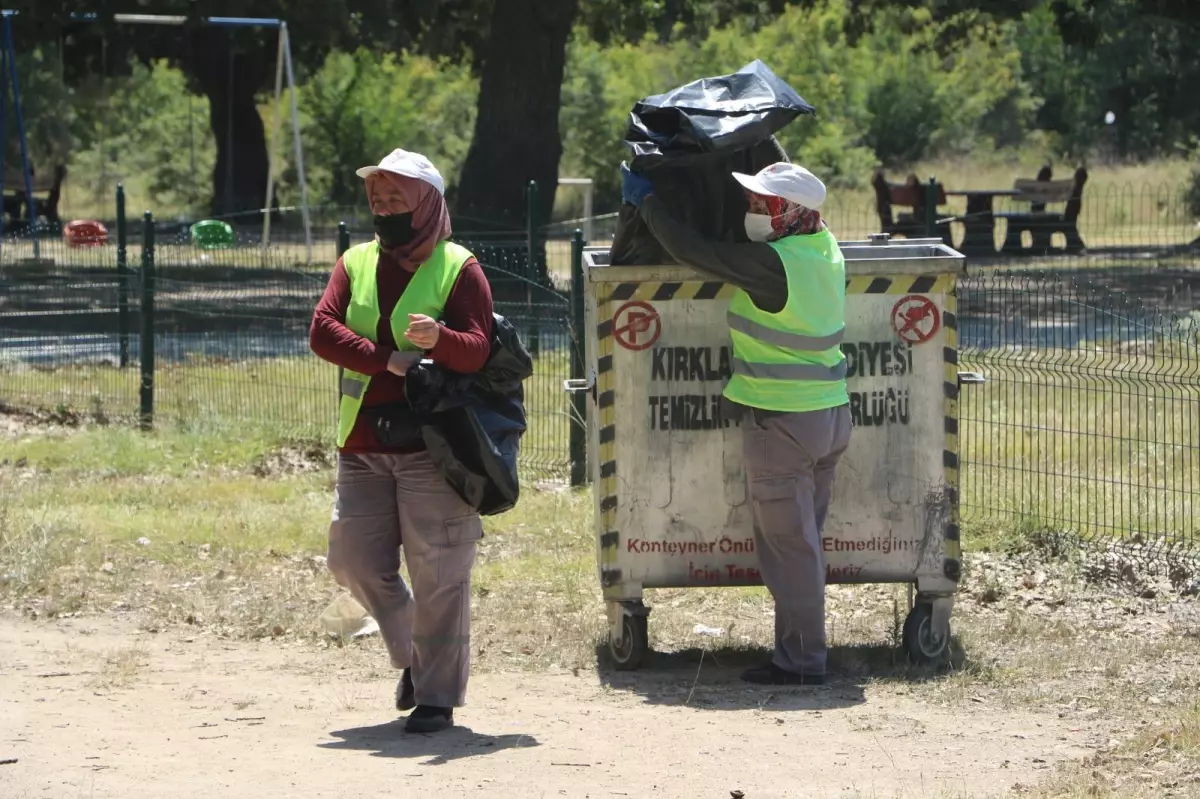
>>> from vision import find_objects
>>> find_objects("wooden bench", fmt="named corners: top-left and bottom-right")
top-left (872, 170), bottom-right (952, 245)
top-left (2, 164), bottom-right (67, 227)
top-left (997, 166), bottom-right (1087, 255)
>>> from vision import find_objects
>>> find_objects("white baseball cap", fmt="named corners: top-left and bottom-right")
top-left (732, 163), bottom-right (826, 210)
top-left (355, 148), bottom-right (445, 195)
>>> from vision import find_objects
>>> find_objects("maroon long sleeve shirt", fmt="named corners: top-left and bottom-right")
top-left (310, 249), bottom-right (495, 453)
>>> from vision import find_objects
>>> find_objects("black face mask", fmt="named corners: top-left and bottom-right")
top-left (373, 213), bottom-right (417, 249)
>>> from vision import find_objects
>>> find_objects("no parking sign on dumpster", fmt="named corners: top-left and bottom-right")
top-left (575, 237), bottom-right (971, 669)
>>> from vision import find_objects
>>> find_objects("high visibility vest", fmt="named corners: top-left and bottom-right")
top-left (722, 228), bottom-right (850, 413)
top-left (336, 240), bottom-right (472, 447)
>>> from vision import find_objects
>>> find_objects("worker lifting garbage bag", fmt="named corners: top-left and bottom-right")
top-left (571, 62), bottom-right (978, 673)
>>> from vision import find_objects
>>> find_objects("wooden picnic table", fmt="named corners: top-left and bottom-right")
top-left (945, 189), bottom-right (1021, 257)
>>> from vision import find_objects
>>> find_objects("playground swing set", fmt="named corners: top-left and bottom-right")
top-left (0, 10), bottom-right (312, 256)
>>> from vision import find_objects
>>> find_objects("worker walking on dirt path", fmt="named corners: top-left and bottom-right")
top-left (310, 149), bottom-right (495, 732)
top-left (622, 161), bottom-right (851, 685)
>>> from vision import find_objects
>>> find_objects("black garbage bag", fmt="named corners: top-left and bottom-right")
top-left (404, 314), bottom-right (533, 516)
top-left (625, 59), bottom-right (815, 161)
top-left (611, 137), bottom-right (789, 265)
top-left (611, 60), bottom-right (815, 265)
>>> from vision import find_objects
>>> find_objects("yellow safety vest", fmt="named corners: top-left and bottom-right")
top-left (722, 229), bottom-right (849, 412)
top-left (336, 240), bottom-right (472, 446)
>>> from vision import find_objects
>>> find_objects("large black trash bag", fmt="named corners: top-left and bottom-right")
top-left (611, 137), bottom-right (789, 265)
top-left (610, 60), bottom-right (815, 265)
top-left (405, 314), bottom-right (533, 516)
top-left (625, 59), bottom-right (815, 161)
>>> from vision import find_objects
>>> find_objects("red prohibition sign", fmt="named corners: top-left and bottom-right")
top-left (891, 294), bottom-right (941, 345)
top-left (613, 300), bottom-right (661, 351)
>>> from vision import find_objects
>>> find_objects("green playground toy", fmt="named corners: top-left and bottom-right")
top-left (190, 219), bottom-right (235, 249)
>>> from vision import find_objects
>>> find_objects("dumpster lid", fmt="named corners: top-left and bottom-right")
top-left (584, 235), bottom-right (964, 281)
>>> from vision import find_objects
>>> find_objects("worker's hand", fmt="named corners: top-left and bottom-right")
top-left (404, 313), bottom-right (441, 350)
top-left (386, 350), bottom-right (419, 376)
top-left (621, 162), bottom-right (654, 209)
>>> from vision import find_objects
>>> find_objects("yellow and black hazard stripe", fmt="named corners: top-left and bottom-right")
top-left (602, 274), bottom-right (954, 304)
top-left (594, 272), bottom-right (960, 590)
top-left (941, 285), bottom-right (962, 583)
top-left (595, 292), bottom-right (621, 592)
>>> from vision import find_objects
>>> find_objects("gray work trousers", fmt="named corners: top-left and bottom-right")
top-left (742, 404), bottom-right (852, 677)
top-left (326, 452), bottom-right (482, 708)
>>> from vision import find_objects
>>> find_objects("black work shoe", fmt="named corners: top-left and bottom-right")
top-left (395, 668), bottom-right (415, 712)
top-left (405, 705), bottom-right (454, 733)
top-left (741, 662), bottom-right (825, 686)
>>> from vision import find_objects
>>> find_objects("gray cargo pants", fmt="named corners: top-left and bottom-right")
top-left (326, 452), bottom-right (482, 708)
top-left (742, 404), bottom-right (852, 677)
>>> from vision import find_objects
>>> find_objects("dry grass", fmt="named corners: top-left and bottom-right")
top-left (959, 349), bottom-right (1200, 549)
top-left (89, 643), bottom-right (151, 692)
top-left (0, 349), bottom-right (575, 477)
top-left (819, 156), bottom-right (1195, 250)
top-left (545, 157), bottom-right (1200, 276)
top-left (9, 159), bottom-right (1198, 276)
top-left (1, 414), bottom-right (1198, 793)
top-left (1029, 702), bottom-right (1200, 797)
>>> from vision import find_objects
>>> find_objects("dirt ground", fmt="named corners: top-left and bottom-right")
top-left (2, 615), bottom-right (1103, 799)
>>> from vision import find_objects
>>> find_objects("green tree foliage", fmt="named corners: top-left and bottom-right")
top-left (13, 0), bottom-right (1200, 219)
top-left (298, 49), bottom-right (477, 205)
top-left (67, 60), bottom-right (216, 215)
top-left (2, 49), bottom-right (78, 171)
top-left (1017, 0), bottom-right (1200, 159)
top-left (15, 0), bottom-right (498, 214)
top-left (558, 0), bottom-right (1041, 207)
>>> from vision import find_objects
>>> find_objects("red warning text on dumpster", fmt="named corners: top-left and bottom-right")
top-left (623, 534), bottom-right (925, 584)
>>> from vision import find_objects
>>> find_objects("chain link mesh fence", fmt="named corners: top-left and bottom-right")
top-left (2, 185), bottom-right (1198, 559)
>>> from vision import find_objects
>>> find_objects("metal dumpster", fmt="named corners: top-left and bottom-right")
top-left (573, 234), bottom-right (972, 669)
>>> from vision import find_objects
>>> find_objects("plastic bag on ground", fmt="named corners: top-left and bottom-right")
top-left (319, 593), bottom-right (378, 640)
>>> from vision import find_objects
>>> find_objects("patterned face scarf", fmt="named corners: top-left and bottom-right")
top-left (746, 192), bottom-right (825, 242)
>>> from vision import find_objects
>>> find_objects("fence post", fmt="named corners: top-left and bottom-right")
top-left (924, 176), bottom-right (938, 239)
top-left (336, 221), bottom-right (350, 259)
top-left (525, 180), bottom-right (541, 357)
top-left (115, 184), bottom-right (130, 368)
top-left (526, 180), bottom-right (539, 279)
top-left (569, 228), bottom-right (587, 487)
top-left (139, 211), bottom-right (155, 431)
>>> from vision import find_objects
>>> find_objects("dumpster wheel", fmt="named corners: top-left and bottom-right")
top-left (608, 613), bottom-right (648, 671)
top-left (902, 601), bottom-right (950, 663)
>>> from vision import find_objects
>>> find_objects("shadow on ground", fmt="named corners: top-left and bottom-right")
top-left (594, 637), bottom-right (970, 711)
top-left (319, 721), bottom-right (541, 765)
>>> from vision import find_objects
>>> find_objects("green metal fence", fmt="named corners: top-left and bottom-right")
top-left (2, 182), bottom-right (1198, 564)
top-left (0, 185), bottom-right (583, 484)
top-left (958, 270), bottom-right (1200, 566)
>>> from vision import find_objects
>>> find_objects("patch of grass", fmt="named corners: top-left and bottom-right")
top-left (0, 348), bottom-right (574, 481)
top-left (0, 422), bottom-right (583, 642)
top-left (1031, 702), bottom-right (1200, 797)
top-left (2, 420), bottom-right (1198, 787)
top-left (959, 348), bottom-right (1200, 551)
top-left (18, 159), bottom-right (1200, 288)
top-left (89, 643), bottom-right (151, 691)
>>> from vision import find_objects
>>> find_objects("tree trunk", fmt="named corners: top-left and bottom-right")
top-left (454, 0), bottom-right (579, 249)
top-left (208, 80), bottom-right (270, 218)
top-left (190, 33), bottom-right (271, 218)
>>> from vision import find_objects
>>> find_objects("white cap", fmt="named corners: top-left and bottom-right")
top-left (731, 163), bottom-right (826, 210)
top-left (355, 148), bottom-right (445, 195)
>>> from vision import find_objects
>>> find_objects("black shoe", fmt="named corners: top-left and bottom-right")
top-left (395, 668), bottom-right (414, 712)
top-left (405, 705), bottom-right (454, 733)
top-left (741, 662), bottom-right (825, 686)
